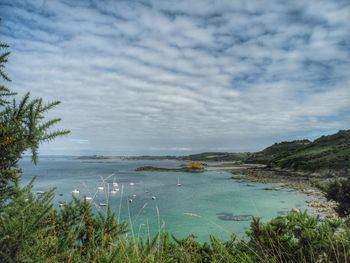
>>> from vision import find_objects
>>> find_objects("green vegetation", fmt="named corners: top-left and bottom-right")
top-left (246, 131), bottom-right (350, 173)
top-left (2, 188), bottom-right (350, 262)
top-left (1, 42), bottom-right (350, 262)
top-left (0, 43), bottom-right (68, 209)
top-left (245, 140), bottom-right (310, 165)
top-left (181, 152), bottom-right (251, 162)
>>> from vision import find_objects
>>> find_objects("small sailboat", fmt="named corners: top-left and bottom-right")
top-left (111, 189), bottom-right (118, 194)
top-left (72, 189), bottom-right (80, 195)
top-left (112, 177), bottom-right (119, 187)
top-left (177, 176), bottom-right (182, 187)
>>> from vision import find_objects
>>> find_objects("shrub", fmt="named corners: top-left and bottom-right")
top-left (324, 178), bottom-right (350, 218)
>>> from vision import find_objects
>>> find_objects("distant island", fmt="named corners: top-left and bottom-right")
top-left (76, 129), bottom-right (350, 175)
top-left (136, 161), bottom-right (205, 172)
top-left (76, 155), bottom-right (110, 160)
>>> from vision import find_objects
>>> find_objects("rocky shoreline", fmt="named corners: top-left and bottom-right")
top-left (221, 166), bottom-right (338, 219)
top-left (137, 162), bottom-right (338, 219)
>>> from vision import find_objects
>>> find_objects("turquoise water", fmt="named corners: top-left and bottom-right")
top-left (20, 156), bottom-right (309, 241)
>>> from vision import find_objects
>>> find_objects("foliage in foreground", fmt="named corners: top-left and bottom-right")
top-left (0, 43), bottom-right (69, 210)
top-left (1, 182), bottom-right (349, 263)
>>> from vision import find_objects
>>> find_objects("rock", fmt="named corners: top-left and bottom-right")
top-left (262, 187), bottom-right (281, 191)
top-left (216, 212), bottom-right (253, 221)
top-left (308, 201), bottom-right (327, 209)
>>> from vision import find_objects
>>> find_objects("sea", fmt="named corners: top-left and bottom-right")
top-left (19, 156), bottom-right (311, 242)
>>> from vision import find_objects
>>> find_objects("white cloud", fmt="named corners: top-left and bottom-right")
top-left (0, 0), bottom-right (349, 155)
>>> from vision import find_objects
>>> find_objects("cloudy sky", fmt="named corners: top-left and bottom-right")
top-left (1, 0), bottom-right (349, 155)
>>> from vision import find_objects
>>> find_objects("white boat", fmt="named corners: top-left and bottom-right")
top-left (128, 198), bottom-right (133, 203)
top-left (132, 194), bottom-right (137, 198)
top-left (97, 186), bottom-right (104, 191)
top-left (177, 176), bottom-right (182, 187)
top-left (36, 191), bottom-right (45, 195)
top-left (129, 182), bottom-right (135, 186)
top-left (111, 189), bottom-right (118, 194)
top-left (72, 189), bottom-right (79, 195)
top-left (84, 196), bottom-right (93, 201)
top-left (112, 177), bottom-right (119, 187)
top-left (151, 196), bottom-right (156, 200)
top-left (99, 202), bottom-right (107, 206)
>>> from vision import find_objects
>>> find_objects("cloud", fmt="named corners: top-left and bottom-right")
top-left (0, 0), bottom-right (349, 155)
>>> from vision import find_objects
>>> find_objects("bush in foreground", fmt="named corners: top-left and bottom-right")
top-left (1, 183), bottom-right (349, 263)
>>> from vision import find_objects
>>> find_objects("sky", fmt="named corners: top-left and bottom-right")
top-left (0, 0), bottom-right (349, 156)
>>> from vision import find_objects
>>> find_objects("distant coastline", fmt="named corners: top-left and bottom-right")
top-left (75, 129), bottom-right (349, 176)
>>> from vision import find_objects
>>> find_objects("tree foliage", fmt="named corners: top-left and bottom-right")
top-left (0, 43), bottom-right (69, 201)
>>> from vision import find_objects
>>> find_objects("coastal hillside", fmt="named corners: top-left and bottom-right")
top-left (76, 130), bottom-right (350, 173)
top-left (244, 140), bottom-right (311, 164)
top-left (246, 130), bottom-right (350, 172)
